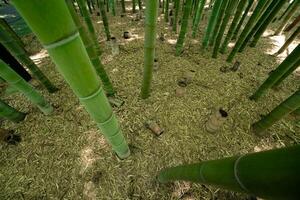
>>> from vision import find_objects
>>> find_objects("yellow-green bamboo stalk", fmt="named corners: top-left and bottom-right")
top-left (0, 98), bottom-right (26, 123)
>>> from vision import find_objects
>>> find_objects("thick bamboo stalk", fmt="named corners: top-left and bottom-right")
top-left (98, 0), bottom-right (112, 40)
top-left (158, 145), bottom-right (300, 200)
top-left (0, 26), bottom-right (58, 93)
top-left (238, 0), bottom-right (284, 52)
top-left (12, 0), bottom-right (130, 158)
top-left (0, 59), bottom-right (53, 115)
top-left (202, 0), bottom-right (222, 49)
top-left (252, 89), bottom-right (300, 135)
top-left (232, 0), bottom-right (254, 40)
top-left (212, 0), bottom-right (238, 58)
top-left (284, 13), bottom-right (300, 32)
top-left (209, 0), bottom-right (229, 47)
top-left (227, 0), bottom-right (270, 63)
top-left (173, 0), bottom-right (180, 32)
top-left (0, 18), bottom-right (24, 48)
top-left (276, 26), bottom-right (300, 55)
top-left (66, 0), bottom-right (115, 96)
top-left (272, 59), bottom-right (300, 88)
top-left (175, 0), bottom-right (193, 56)
top-left (276, 0), bottom-right (295, 22)
top-left (220, 0), bottom-right (248, 54)
top-left (141, 0), bottom-right (159, 98)
top-left (0, 99), bottom-right (26, 123)
top-left (274, 0), bottom-right (300, 35)
top-left (191, 0), bottom-right (206, 38)
top-left (250, 44), bottom-right (300, 101)
top-left (77, 0), bottom-right (102, 55)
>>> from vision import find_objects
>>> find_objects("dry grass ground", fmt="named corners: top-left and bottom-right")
top-left (0, 2), bottom-right (299, 200)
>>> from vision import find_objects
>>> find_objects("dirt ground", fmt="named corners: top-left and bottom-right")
top-left (1, 2), bottom-right (299, 200)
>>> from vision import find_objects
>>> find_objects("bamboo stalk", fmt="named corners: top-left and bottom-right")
top-left (274, 0), bottom-right (300, 35)
top-left (276, 0), bottom-right (295, 22)
top-left (212, 0), bottom-right (238, 58)
top-left (121, 0), bottom-right (126, 13)
top-left (66, 0), bottom-right (115, 96)
top-left (0, 26), bottom-right (58, 93)
top-left (227, 0), bottom-right (270, 63)
top-left (232, 0), bottom-right (254, 40)
top-left (252, 89), bottom-right (300, 135)
top-left (191, 0), bottom-right (206, 38)
top-left (272, 59), bottom-right (300, 88)
top-left (12, 0), bottom-right (130, 159)
top-left (165, 0), bottom-right (169, 22)
top-left (250, 44), bottom-right (300, 101)
top-left (158, 145), bottom-right (300, 200)
top-left (284, 13), bottom-right (300, 32)
top-left (0, 59), bottom-right (53, 115)
top-left (175, 0), bottom-right (193, 56)
top-left (202, 0), bottom-right (222, 49)
top-left (173, 0), bottom-right (180, 32)
top-left (98, 0), bottom-right (112, 40)
top-left (141, 0), bottom-right (159, 98)
top-left (220, 0), bottom-right (248, 54)
top-left (133, 0), bottom-right (136, 13)
top-left (0, 99), bottom-right (26, 123)
top-left (0, 18), bottom-right (24, 48)
top-left (276, 26), bottom-right (300, 55)
top-left (109, 0), bottom-right (116, 16)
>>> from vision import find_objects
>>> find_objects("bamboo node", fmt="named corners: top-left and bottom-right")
top-left (44, 32), bottom-right (80, 50)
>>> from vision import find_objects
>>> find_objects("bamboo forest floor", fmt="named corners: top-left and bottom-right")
top-left (1, 7), bottom-right (300, 200)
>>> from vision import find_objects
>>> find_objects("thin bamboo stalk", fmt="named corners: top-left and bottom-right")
top-left (191, 0), bottom-right (206, 38)
top-left (98, 0), bottom-right (112, 40)
top-left (250, 44), bottom-right (300, 101)
top-left (109, 0), bottom-right (116, 16)
top-left (227, 0), bottom-right (270, 63)
top-left (173, 0), bottom-right (180, 32)
top-left (276, 0), bottom-right (295, 22)
top-left (141, 0), bottom-right (159, 98)
top-left (276, 26), bottom-right (300, 55)
top-left (121, 0), bottom-right (126, 13)
top-left (272, 59), bottom-right (300, 88)
top-left (0, 59), bottom-right (53, 115)
top-left (165, 0), bottom-right (169, 22)
top-left (0, 99), bottom-right (26, 123)
top-left (0, 18), bottom-right (24, 48)
top-left (133, 0), bottom-right (136, 13)
top-left (0, 26), bottom-right (58, 93)
top-left (284, 13), bottom-right (300, 32)
top-left (252, 89), bottom-right (300, 135)
top-left (12, 0), bottom-right (130, 158)
top-left (66, 0), bottom-right (115, 96)
top-left (175, 0), bottom-right (193, 56)
top-left (158, 145), bottom-right (300, 200)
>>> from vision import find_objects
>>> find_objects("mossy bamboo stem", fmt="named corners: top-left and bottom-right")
top-left (12, 0), bottom-right (130, 158)
top-left (0, 99), bottom-right (26, 123)
top-left (158, 145), bottom-right (300, 200)
top-left (141, 0), bottom-right (158, 99)
top-left (175, 0), bottom-right (192, 56)
top-left (227, 0), bottom-right (269, 63)
top-left (0, 59), bottom-right (53, 115)
top-left (192, 0), bottom-right (206, 38)
top-left (66, 0), bottom-right (115, 96)
top-left (212, 0), bottom-right (238, 58)
top-left (0, 27), bottom-right (58, 93)
top-left (276, 26), bottom-right (300, 55)
top-left (232, 0), bottom-right (254, 40)
top-left (250, 44), bottom-right (300, 101)
top-left (220, 0), bottom-right (248, 53)
top-left (202, 0), bottom-right (222, 49)
top-left (252, 89), bottom-right (300, 135)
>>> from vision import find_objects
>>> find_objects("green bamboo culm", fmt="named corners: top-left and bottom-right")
top-left (0, 18), bottom-right (24, 48)
top-left (141, 0), bottom-right (159, 99)
top-left (209, 0), bottom-right (229, 47)
top-left (252, 89), bottom-right (300, 135)
top-left (272, 59), bottom-right (300, 89)
top-left (220, 0), bottom-right (248, 53)
top-left (121, 0), bottom-right (126, 13)
top-left (76, 0), bottom-right (102, 55)
top-left (276, 26), bottom-right (300, 55)
top-left (133, 0), bottom-right (136, 13)
top-left (11, 0), bottom-right (130, 159)
top-left (173, 0), bottom-right (180, 32)
top-left (191, 0), bottom-right (206, 38)
top-left (238, 0), bottom-right (283, 53)
top-left (232, 0), bottom-right (254, 40)
top-left (202, 0), bottom-right (222, 49)
top-left (0, 25), bottom-right (58, 93)
top-left (250, 44), bottom-right (300, 101)
top-left (284, 13), bottom-right (300, 32)
top-left (292, 107), bottom-right (300, 117)
top-left (226, 0), bottom-right (270, 63)
top-left (248, 0), bottom-right (286, 48)
top-left (175, 0), bottom-right (193, 56)
top-left (66, 0), bottom-right (115, 96)
top-left (108, 0), bottom-right (116, 16)
top-left (98, 0), bottom-right (112, 41)
top-left (164, 0), bottom-right (169, 22)
top-left (274, 0), bottom-right (300, 35)
top-left (0, 99), bottom-right (26, 123)
top-left (276, 0), bottom-right (295, 22)
top-left (158, 145), bottom-right (300, 200)
top-left (212, 0), bottom-right (239, 58)
top-left (0, 59), bottom-right (53, 115)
